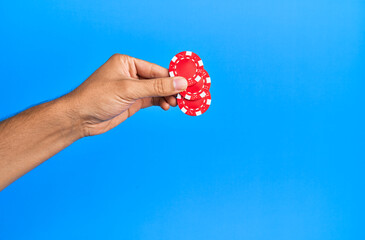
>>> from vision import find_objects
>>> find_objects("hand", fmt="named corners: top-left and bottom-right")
top-left (65, 54), bottom-right (187, 137)
top-left (0, 53), bottom-right (188, 189)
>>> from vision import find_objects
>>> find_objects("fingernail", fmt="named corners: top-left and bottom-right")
top-left (173, 77), bottom-right (188, 91)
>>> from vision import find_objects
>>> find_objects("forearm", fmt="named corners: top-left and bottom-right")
top-left (0, 96), bottom-right (82, 190)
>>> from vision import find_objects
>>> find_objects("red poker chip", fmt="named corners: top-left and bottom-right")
top-left (177, 91), bottom-right (211, 116)
top-left (179, 69), bottom-right (211, 100)
top-left (169, 51), bottom-right (204, 87)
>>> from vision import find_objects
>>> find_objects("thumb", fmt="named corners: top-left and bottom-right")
top-left (129, 77), bottom-right (187, 98)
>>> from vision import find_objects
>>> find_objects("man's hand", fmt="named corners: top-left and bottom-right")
top-left (65, 54), bottom-right (187, 137)
top-left (0, 54), bottom-right (187, 190)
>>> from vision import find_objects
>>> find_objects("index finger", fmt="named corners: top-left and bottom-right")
top-left (133, 57), bottom-right (169, 79)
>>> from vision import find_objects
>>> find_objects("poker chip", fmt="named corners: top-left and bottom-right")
top-left (169, 51), bottom-right (212, 116)
top-left (177, 91), bottom-right (211, 116)
top-left (179, 69), bottom-right (211, 100)
top-left (169, 51), bottom-right (204, 87)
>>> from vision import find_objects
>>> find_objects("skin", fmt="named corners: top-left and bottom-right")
top-left (0, 54), bottom-right (187, 191)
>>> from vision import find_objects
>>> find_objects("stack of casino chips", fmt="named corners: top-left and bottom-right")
top-left (168, 51), bottom-right (211, 116)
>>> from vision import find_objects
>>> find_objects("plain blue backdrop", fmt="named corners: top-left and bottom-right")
top-left (0, 0), bottom-right (364, 239)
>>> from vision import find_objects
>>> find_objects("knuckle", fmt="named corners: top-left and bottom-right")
top-left (153, 79), bottom-right (166, 95)
top-left (110, 53), bottom-right (121, 60)
top-left (110, 53), bottom-right (130, 63)
top-left (148, 65), bottom-right (158, 78)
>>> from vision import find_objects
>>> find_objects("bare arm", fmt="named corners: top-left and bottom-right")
top-left (0, 54), bottom-right (187, 190)
top-left (0, 98), bottom-right (81, 189)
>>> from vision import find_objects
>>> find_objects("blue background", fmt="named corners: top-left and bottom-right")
top-left (1, 0), bottom-right (364, 239)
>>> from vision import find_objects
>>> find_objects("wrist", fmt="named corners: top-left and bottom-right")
top-left (52, 96), bottom-right (85, 141)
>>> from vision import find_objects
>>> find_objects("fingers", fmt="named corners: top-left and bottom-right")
top-left (126, 77), bottom-right (187, 99)
top-left (159, 98), bottom-right (170, 111)
top-left (139, 96), bottom-right (177, 111)
top-left (164, 95), bottom-right (177, 107)
top-left (133, 57), bottom-right (169, 79)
